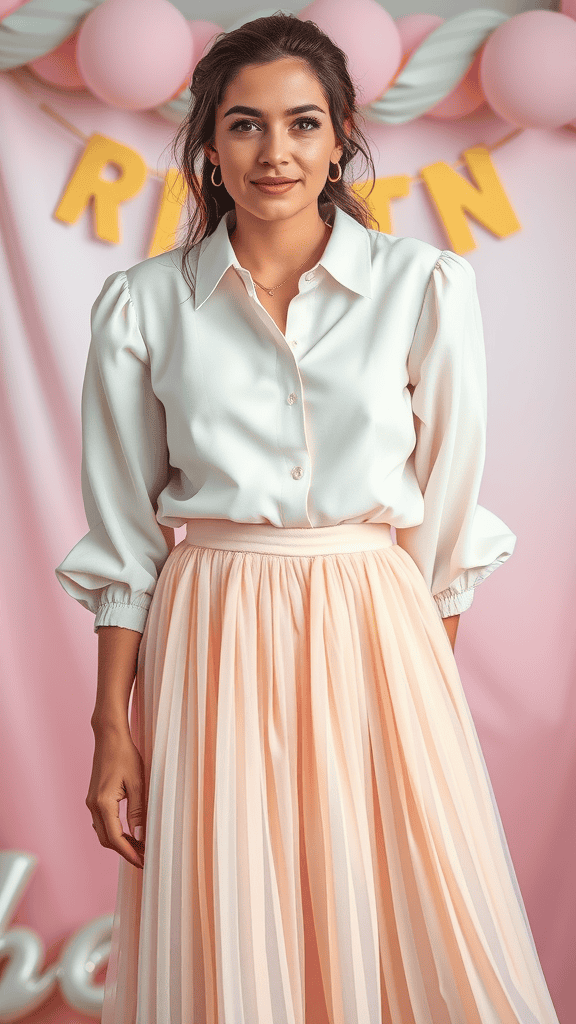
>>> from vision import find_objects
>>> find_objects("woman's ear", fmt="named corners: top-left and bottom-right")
top-left (333, 118), bottom-right (352, 163)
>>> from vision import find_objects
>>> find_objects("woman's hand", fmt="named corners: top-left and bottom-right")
top-left (86, 723), bottom-right (146, 869)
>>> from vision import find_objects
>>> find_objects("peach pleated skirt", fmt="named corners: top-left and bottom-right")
top-left (101, 520), bottom-right (559, 1024)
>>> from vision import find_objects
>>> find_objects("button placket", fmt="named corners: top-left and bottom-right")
top-left (288, 362), bottom-right (312, 522)
top-left (280, 286), bottom-right (313, 524)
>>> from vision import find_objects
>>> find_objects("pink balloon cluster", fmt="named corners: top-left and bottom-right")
top-left (392, 9), bottom-right (576, 126)
top-left (20, 0), bottom-right (576, 127)
top-left (27, 0), bottom-right (222, 110)
top-left (299, 0), bottom-right (576, 127)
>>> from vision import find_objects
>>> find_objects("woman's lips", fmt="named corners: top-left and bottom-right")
top-left (252, 180), bottom-right (298, 194)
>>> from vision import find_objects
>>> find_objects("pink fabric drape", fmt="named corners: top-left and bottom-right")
top-left (0, 69), bottom-right (574, 1022)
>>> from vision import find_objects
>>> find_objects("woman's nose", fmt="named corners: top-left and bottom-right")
top-left (257, 125), bottom-right (291, 166)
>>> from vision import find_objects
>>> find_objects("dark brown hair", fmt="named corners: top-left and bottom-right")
top-left (169, 10), bottom-right (378, 295)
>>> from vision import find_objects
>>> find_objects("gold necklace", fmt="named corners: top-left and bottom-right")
top-left (231, 223), bottom-right (331, 296)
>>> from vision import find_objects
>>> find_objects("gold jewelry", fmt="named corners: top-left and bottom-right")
top-left (327, 160), bottom-right (342, 183)
top-left (211, 164), bottom-right (223, 187)
top-left (244, 223), bottom-right (331, 296)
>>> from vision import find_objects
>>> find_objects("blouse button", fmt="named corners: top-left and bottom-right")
top-left (287, 392), bottom-right (297, 404)
top-left (291, 466), bottom-right (304, 480)
top-left (304, 271), bottom-right (315, 281)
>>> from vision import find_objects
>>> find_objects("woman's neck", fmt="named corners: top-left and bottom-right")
top-left (228, 202), bottom-right (331, 281)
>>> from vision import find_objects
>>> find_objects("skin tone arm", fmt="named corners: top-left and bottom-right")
top-left (86, 524), bottom-right (175, 869)
top-left (443, 613), bottom-right (460, 651)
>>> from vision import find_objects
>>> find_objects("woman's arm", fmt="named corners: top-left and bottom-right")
top-left (395, 252), bottom-right (516, 623)
top-left (91, 525), bottom-right (173, 728)
top-left (86, 626), bottom-right (144, 869)
top-left (91, 625), bottom-right (142, 731)
top-left (159, 523), bottom-right (176, 554)
top-left (86, 527), bottom-right (176, 868)
top-left (443, 613), bottom-right (460, 651)
top-left (91, 522), bottom-right (173, 729)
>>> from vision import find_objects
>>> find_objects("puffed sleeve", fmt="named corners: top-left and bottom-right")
top-left (395, 250), bottom-right (516, 618)
top-left (55, 270), bottom-right (171, 633)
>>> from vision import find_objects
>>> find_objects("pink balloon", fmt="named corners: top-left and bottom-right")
top-left (298, 0), bottom-right (401, 107)
top-left (480, 10), bottom-right (576, 128)
top-left (0, 0), bottom-right (27, 15)
top-left (164, 19), bottom-right (223, 101)
top-left (28, 30), bottom-right (86, 91)
top-left (395, 13), bottom-right (442, 59)
top-left (76, 0), bottom-right (194, 111)
top-left (560, 0), bottom-right (576, 20)
top-left (190, 19), bottom-right (223, 64)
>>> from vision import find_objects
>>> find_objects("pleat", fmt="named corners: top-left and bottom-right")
top-left (100, 536), bottom-right (560, 1024)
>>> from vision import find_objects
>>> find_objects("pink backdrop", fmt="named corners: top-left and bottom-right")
top-left (0, 68), bottom-right (574, 1022)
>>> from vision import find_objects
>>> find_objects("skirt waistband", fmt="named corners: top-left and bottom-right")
top-left (184, 519), bottom-right (393, 555)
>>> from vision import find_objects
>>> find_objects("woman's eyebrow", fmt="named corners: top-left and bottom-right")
top-left (222, 103), bottom-right (326, 118)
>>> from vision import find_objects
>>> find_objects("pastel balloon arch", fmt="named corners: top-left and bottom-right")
top-left (1, 0), bottom-right (576, 131)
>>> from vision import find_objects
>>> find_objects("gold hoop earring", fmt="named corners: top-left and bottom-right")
top-left (327, 160), bottom-right (342, 183)
top-left (211, 164), bottom-right (223, 187)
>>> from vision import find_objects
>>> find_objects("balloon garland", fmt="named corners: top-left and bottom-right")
top-left (0, 0), bottom-right (99, 71)
top-left (1, 0), bottom-right (576, 129)
top-left (367, 8), bottom-right (508, 124)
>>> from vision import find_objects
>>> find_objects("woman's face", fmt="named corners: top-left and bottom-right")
top-left (205, 57), bottom-right (347, 225)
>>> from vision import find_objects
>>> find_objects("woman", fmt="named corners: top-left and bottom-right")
top-left (55, 13), bottom-right (560, 1024)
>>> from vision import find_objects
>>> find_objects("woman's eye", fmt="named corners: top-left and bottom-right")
top-left (230, 119), bottom-right (259, 133)
top-left (229, 117), bottom-right (321, 133)
top-left (296, 117), bottom-right (321, 131)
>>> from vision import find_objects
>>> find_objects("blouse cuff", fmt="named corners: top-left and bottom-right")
top-left (433, 554), bottom-right (511, 618)
top-left (93, 599), bottom-right (151, 634)
top-left (434, 587), bottom-right (475, 618)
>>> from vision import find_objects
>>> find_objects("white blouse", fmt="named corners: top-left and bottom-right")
top-left (55, 202), bottom-right (516, 633)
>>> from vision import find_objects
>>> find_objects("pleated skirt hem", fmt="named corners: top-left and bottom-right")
top-left (101, 520), bottom-right (559, 1024)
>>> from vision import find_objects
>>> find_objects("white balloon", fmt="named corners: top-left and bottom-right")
top-left (0, 853), bottom-right (58, 1022)
top-left (0, 851), bottom-right (114, 1022)
top-left (0, 927), bottom-right (59, 1022)
top-left (57, 914), bottom-right (114, 1018)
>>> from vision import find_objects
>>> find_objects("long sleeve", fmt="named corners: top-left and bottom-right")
top-left (55, 270), bottom-right (171, 633)
top-left (395, 250), bottom-right (516, 618)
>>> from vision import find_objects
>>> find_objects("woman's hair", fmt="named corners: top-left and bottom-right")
top-left (169, 10), bottom-right (378, 295)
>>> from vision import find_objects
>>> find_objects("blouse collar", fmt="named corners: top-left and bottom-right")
top-left (193, 201), bottom-right (373, 310)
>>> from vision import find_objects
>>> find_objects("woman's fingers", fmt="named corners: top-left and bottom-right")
top-left (126, 779), bottom-right (145, 846)
top-left (97, 796), bottom-right (144, 869)
top-left (91, 813), bottom-right (144, 869)
top-left (86, 731), bottom-right (146, 869)
top-left (90, 807), bottom-right (111, 850)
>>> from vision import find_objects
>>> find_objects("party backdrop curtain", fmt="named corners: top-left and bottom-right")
top-left (0, 67), bottom-right (574, 1024)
